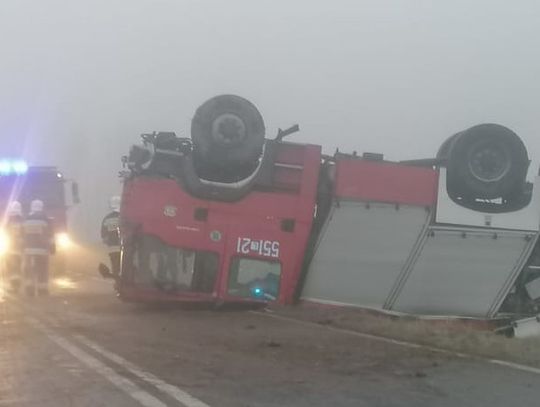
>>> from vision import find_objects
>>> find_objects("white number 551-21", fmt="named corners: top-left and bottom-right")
top-left (237, 238), bottom-right (279, 258)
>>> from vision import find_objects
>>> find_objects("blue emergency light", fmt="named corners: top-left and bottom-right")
top-left (0, 160), bottom-right (28, 175)
top-left (251, 286), bottom-right (264, 298)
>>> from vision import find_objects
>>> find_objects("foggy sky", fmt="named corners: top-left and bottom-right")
top-left (1, 0), bottom-right (540, 241)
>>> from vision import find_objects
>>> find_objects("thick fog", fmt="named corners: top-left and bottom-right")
top-left (1, 0), bottom-right (540, 242)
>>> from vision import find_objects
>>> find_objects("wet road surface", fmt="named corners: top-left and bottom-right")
top-left (1, 274), bottom-right (539, 406)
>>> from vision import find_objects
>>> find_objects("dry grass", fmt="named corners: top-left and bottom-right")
top-left (273, 304), bottom-right (540, 368)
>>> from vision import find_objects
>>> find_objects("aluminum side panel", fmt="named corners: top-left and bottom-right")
top-left (302, 202), bottom-right (429, 308)
top-left (392, 228), bottom-right (534, 317)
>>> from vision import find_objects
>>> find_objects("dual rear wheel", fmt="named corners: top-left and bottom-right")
top-left (437, 123), bottom-right (529, 201)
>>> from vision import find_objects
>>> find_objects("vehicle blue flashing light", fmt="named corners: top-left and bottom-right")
top-left (12, 160), bottom-right (28, 174)
top-left (252, 287), bottom-right (263, 297)
top-left (0, 160), bottom-right (10, 175)
top-left (0, 160), bottom-right (28, 175)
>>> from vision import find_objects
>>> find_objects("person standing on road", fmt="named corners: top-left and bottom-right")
top-left (101, 196), bottom-right (121, 278)
top-left (4, 201), bottom-right (24, 293)
top-left (22, 199), bottom-right (55, 296)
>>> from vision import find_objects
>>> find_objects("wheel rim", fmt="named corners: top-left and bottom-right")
top-left (467, 141), bottom-right (511, 183)
top-left (211, 114), bottom-right (247, 145)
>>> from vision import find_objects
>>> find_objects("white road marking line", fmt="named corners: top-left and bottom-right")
top-left (19, 301), bottom-right (209, 407)
top-left (75, 335), bottom-right (211, 407)
top-left (0, 398), bottom-right (32, 405)
top-left (252, 311), bottom-right (540, 377)
top-left (26, 317), bottom-right (169, 407)
top-left (489, 359), bottom-right (540, 375)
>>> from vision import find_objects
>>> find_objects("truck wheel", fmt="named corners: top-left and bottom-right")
top-left (446, 124), bottom-right (529, 200)
top-left (436, 133), bottom-right (460, 159)
top-left (191, 95), bottom-right (265, 170)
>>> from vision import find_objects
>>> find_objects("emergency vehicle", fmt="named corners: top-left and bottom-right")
top-left (110, 95), bottom-right (540, 323)
top-left (0, 162), bottom-right (80, 272)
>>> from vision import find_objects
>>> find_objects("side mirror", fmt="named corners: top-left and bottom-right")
top-left (71, 182), bottom-right (80, 205)
top-left (98, 263), bottom-right (113, 279)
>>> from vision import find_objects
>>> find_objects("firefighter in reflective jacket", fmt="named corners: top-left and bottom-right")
top-left (5, 201), bottom-right (24, 293)
top-left (101, 196), bottom-right (121, 277)
top-left (22, 200), bottom-right (55, 296)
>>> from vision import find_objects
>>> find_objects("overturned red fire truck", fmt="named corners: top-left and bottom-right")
top-left (109, 95), bottom-right (540, 321)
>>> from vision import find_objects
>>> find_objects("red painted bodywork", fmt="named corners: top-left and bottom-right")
top-left (118, 143), bottom-right (322, 304)
top-left (118, 141), bottom-right (441, 305)
top-left (334, 159), bottom-right (438, 206)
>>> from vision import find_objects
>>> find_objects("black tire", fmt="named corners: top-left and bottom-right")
top-left (436, 133), bottom-right (461, 159)
top-left (191, 95), bottom-right (265, 170)
top-left (446, 123), bottom-right (529, 200)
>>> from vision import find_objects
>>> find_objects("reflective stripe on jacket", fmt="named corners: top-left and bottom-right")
top-left (22, 213), bottom-right (53, 255)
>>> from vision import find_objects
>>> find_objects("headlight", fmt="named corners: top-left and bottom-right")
top-left (55, 232), bottom-right (73, 250)
top-left (0, 230), bottom-right (10, 255)
top-left (53, 277), bottom-right (77, 289)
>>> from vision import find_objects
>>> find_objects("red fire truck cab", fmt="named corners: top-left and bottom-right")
top-left (118, 138), bottom-right (321, 305)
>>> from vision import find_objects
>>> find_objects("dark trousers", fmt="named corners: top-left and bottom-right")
top-left (6, 254), bottom-right (22, 291)
top-left (24, 254), bottom-right (49, 295)
top-left (109, 251), bottom-right (121, 277)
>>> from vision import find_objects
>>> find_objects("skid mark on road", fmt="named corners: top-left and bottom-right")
top-left (26, 317), bottom-right (169, 407)
top-left (76, 335), bottom-right (211, 407)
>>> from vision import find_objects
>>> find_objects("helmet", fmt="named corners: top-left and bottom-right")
top-left (109, 196), bottom-right (121, 212)
top-left (30, 199), bottom-right (44, 214)
top-left (8, 201), bottom-right (22, 217)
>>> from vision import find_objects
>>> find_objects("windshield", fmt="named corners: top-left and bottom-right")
top-left (228, 257), bottom-right (282, 301)
top-left (0, 172), bottom-right (65, 213)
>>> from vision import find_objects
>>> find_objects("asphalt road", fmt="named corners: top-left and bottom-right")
top-left (1, 274), bottom-right (539, 407)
